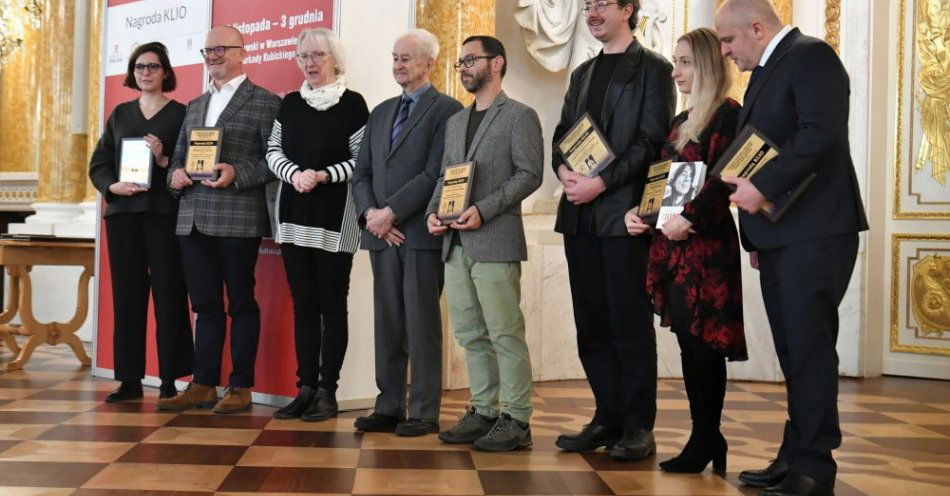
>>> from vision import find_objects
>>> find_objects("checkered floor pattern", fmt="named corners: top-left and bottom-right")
top-left (0, 340), bottom-right (947, 495)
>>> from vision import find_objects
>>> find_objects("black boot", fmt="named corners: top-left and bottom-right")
top-left (105, 381), bottom-right (143, 403)
top-left (302, 387), bottom-right (338, 422)
top-left (274, 386), bottom-right (316, 419)
top-left (159, 380), bottom-right (178, 399)
top-left (660, 333), bottom-right (728, 474)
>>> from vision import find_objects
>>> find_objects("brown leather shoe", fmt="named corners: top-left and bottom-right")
top-left (156, 383), bottom-right (217, 411)
top-left (212, 387), bottom-right (252, 414)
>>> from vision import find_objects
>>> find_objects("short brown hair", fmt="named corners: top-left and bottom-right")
top-left (617, 0), bottom-right (641, 31)
top-left (124, 42), bottom-right (176, 92)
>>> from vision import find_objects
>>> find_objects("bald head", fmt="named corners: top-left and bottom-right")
top-left (208, 25), bottom-right (245, 46)
top-left (715, 0), bottom-right (784, 72)
top-left (716, 0), bottom-right (783, 31)
top-left (204, 25), bottom-right (246, 85)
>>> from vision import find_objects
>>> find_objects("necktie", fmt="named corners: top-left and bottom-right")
top-left (745, 65), bottom-right (763, 100)
top-left (391, 95), bottom-right (411, 146)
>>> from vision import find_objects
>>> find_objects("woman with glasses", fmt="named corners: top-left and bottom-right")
top-left (89, 42), bottom-right (194, 403)
top-left (266, 28), bottom-right (368, 422)
top-left (625, 27), bottom-right (747, 474)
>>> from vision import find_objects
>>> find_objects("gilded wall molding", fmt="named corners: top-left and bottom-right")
top-left (893, 0), bottom-right (950, 219)
top-left (891, 234), bottom-right (950, 356)
top-left (824, 0), bottom-right (840, 53)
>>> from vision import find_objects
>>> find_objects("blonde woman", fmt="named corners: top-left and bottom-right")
top-left (625, 27), bottom-right (746, 473)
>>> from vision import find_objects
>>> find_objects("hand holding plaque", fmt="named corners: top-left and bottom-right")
top-left (556, 113), bottom-right (616, 177)
top-left (184, 127), bottom-right (222, 181)
top-left (437, 162), bottom-right (476, 223)
top-left (711, 125), bottom-right (815, 221)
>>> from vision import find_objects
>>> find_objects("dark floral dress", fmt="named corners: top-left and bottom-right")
top-left (645, 98), bottom-right (747, 361)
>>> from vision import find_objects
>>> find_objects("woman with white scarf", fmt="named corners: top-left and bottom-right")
top-left (265, 28), bottom-right (368, 422)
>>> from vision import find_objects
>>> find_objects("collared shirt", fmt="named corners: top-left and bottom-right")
top-left (401, 81), bottom-right (432, 118)
top-left (758, 25), bottom-right (794, 68)
top-left (204, 73), bottom-right (247, 126)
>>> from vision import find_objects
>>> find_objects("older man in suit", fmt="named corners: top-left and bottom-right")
top-left (426, 35), bottom-right (542, 453)
top-left (158, 25), bottom-right (281, 414)
top-left (351, 29), bottom-right (462, 437)
top-left (716, 1), bottom-right (868, 495)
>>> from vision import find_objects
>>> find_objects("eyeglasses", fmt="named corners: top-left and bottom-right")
top-left (453, 55), bottom-right (494, 71)
top-left (295, 50), bottom-right (329, 63)
top-left (133, 63), bottom-right (162, 73)
top-left (199, 45), bottom-right (242, 58)
top-left (582, 1), bottom-right (619, 14)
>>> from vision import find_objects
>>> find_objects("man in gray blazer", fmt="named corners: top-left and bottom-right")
top-left (351, 30), bottom-right (462, 437)
top-left (426, 35), bottom-right (542, 452)
top-left (158, 26), bottom-right (280, 415)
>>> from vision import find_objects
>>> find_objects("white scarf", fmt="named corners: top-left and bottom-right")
top-left (299, 76), bottom-right (347, 111)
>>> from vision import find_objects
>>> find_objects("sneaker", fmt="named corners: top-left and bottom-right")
top-left (437, 406), bottom-right (496, 444)
top-left (354, 412), bottom-right (402, 432)
top-left (473, 413), bottom-right (532, 452)
top-left (395, 418), bottom-right (440, 437)
top-left (273, 385), bottom-right (315, 419)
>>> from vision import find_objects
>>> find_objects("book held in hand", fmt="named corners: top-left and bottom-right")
top-left (710, 125), bottom-right (815, 221)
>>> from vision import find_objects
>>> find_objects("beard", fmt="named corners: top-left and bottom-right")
top-left (461, 66), bottom-right (489, 93)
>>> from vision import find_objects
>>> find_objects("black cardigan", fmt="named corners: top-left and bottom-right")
top-left (89, 99), bottom-right (186, 217)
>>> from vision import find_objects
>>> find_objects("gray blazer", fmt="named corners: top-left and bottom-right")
top-left (427, 92), bottom-right (543, 263)
top-left (168, 78), bottom-right (281, 238)
top-left (352, 85), bottom-right (462, 251)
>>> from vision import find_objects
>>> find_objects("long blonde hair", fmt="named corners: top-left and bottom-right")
top-left (673, 28), bottom-right (732, 152)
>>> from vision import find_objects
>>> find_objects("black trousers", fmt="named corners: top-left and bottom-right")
top-left (105, 212), bottom-right (193, 382)
top-left (179, 230), bottom-right (261, 388)
top-left (757, 233), bottom-right (858, 486)
top-left (564, 234), bottom-right (657, 430)
top-left (281, 243), bottom-right (353, 391)
top-left (665, 281), bottom-right (726, 433)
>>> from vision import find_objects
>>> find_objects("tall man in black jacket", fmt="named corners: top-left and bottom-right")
top-left (551, 0), bottom-right (674, 461)
top-left (716, 1), bottom-right (868, 495)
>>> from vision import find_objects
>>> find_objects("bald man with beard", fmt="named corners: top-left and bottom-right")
top-left (158, 25), bottom-right (281, 415)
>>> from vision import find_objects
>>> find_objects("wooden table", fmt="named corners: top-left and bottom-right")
top-left (0, 239), bottom-right (94, 371)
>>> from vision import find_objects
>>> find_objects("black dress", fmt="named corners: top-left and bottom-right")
top-left (88, 99), bottom-right (193, 383)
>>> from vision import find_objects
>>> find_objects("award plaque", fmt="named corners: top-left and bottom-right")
top-left (184, 127), bottom-right (222, 181)
top-left (556, 113), bottom-right (616, 177)
top-left (656, 161), bottom-right (706, 229)
top-left (437, 162), bottom-right (475, 222)
top-left (638, 159), bottom-right (671, 223)
top-left (118, 137), bottom-right (153, 188)
top-left (711, 125), bottom-right (815, 221)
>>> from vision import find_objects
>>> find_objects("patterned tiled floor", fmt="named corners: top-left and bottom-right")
top-left (0, 341), bottom-right (948, 495)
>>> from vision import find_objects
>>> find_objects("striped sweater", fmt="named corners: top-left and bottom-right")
top-left (265, 89), bottom-right (368, 253)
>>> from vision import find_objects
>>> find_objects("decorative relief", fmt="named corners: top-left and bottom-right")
top-left (891, 234), bottom-right (950, 356)
top-left (911, 255), bottom-right (950, 337)
top-left (894, 0), bottom-right (950, 218)
top-left (824, 0), bottom-right (840, 53)
top-left (0, 172), bottom-right (39, 211)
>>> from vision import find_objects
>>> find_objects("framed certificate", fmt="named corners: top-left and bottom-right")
top-left (437, 162), bottom-right (475, 222)
top-left (184, 127), bottom-right (222, 181)
top-left (118, 137), bottom-right (153, 188)
top-left (711, 125), bottom-right (815, 222)
top-left (556, 113), bottom-right (616, 177)
top-left (638, 159), bottom-right (671, 223)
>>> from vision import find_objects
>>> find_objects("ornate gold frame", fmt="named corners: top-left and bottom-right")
top-left (890, 233), bottom-right (950, 356)
top-left (824, 0), bottom-right (840, 53)
top-left (893, 0), bottom-right (950, 219)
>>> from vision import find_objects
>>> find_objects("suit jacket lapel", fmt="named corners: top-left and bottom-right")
top-left (738, 29), bottom-right (801, 128)
top-left (389, 86), bottom-right (438, 158)
top-left (465, 92), bottom-right (507, 161)
top-left (601, 41), bottom-right (643, 130)
top-left (195, 92), bottom-right (211, 126)
top-left (576, 61), bottom-right (595, 118)
top-left (380, 97), bottom-right (398, 158)
top-left (214, 78), bottom-right (253, 127)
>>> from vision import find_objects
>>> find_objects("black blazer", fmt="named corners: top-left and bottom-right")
top-left (352, 85), bottom-right (462, 251)
top-left (739, 28), bottom-right (868, 250)
top-left (552, 40), bottom-right (676, 236)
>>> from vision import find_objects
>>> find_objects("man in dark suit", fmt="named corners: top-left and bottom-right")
top-left (716, 1), bottom-right (868, 495)
top-left (351, 29), bottom-right (462, 437)
top-left (158, 26), bottom-right (281, 415)
top-left (551, 0), bottom-right (675, 461)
